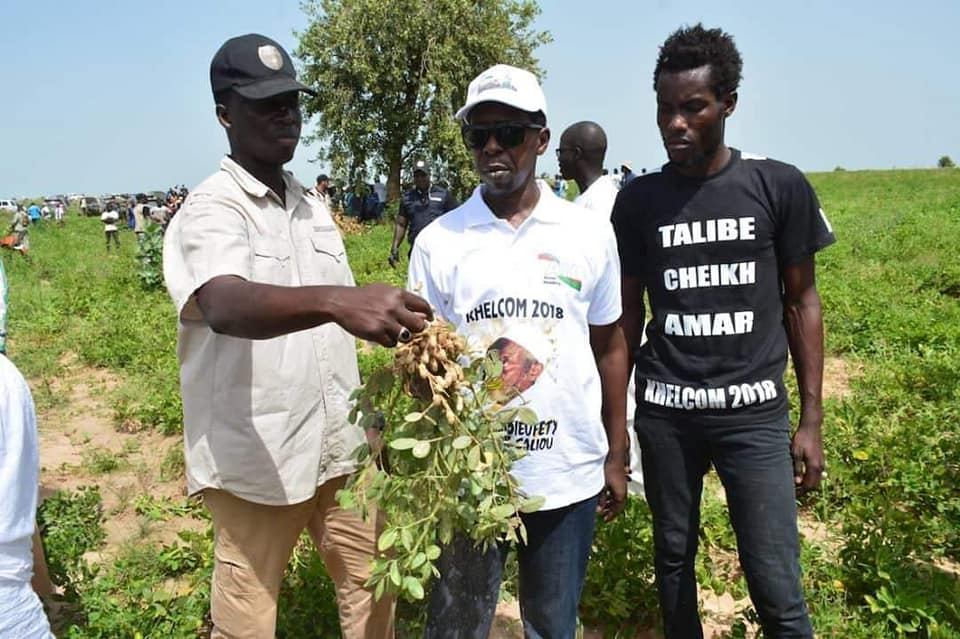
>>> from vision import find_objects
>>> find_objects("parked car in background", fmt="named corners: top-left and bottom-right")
top-left (103, 197), bottom-right (129, 214)
top-left (0, 199), bottom-right (17, 213)
top-left (79, 196), bottom-right (102, 216)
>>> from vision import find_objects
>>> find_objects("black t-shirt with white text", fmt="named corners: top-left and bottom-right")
top-left (612, 149), bottom-right (836, 424)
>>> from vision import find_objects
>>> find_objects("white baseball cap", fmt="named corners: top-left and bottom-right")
top-left (455, 64), bottom-right (548, 122)
top-left (498, 323), bottom-right (554, 367)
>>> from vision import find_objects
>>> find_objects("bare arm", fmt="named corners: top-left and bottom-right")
top-left (590, 321), bottom-right (629, 521)
top-left (195, 276), bottom-right (431, 346)
top-left (621, 275), bottom-right (646, 375)
top-left (782, 257), bottom-right (826, 494)
top-left (31, 526), bottom-right (53, 597)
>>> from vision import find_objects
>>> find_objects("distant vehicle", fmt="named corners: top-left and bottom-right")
top-left (0, 199), bottom-right (17, 213)
top-left (79, 196), bottom-right (102, 216)
top-left (103, 197), bottom-right (129, 213)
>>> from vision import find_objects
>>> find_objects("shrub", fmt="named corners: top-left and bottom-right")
top-left (579, 498), bottom-right (659, 632)
top-left (136, 224), bottom-right (165, 290)
top-left (37, 487), bottom-right (105, 591)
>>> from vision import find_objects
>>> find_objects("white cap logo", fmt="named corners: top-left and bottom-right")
top-left (258, 45), bottom-right (284, 71)
top-left (455, 64), bottom-right (547, 122)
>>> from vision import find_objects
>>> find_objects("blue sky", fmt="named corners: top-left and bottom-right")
top-left (2, 0), bottom-right (957, 196)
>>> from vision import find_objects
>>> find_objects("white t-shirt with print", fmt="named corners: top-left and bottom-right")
top-left (408, 183), bottom-right (622, 511)
top-left (573, 177), bottom-right (643, 492)
top-left (574, 175), bottom-right (620, 217)
top-left (0, 354), bottom-right (39, 584)
top-left (100, 210), bottom-right (120, 232)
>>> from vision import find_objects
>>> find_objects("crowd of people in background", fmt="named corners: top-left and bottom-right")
top-left (1, 185), bottom-right (190, 262)
top-left (550, 160), bottom-right (645, 202)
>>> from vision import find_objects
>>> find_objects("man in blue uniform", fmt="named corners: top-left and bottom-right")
top-left (388, 162), bottom-right (458, 266)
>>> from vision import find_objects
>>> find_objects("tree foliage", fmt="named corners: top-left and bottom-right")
top-left (938, 155), bottom-right (955, 168)
top-left (296, 0), bottom-right (551, 200)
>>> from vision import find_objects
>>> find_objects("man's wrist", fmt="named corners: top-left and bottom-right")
top-left (797, 407), bottom-right (824, 430)
top-left (605, 447), bottom-right (628, 463)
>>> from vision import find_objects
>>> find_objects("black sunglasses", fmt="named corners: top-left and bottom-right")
top-left (461, 122), bottom-right (545, 150)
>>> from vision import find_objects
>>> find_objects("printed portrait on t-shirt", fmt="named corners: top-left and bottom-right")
top-left (486, 326), bottom-right (551, 405)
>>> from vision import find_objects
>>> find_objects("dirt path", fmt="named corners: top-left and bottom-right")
top-left (35, 354), bottom-right (202, 564)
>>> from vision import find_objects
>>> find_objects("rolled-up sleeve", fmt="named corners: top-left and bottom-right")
top-left (163, 191), bottom-right (250, 321)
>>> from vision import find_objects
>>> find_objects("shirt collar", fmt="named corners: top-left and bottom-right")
top-left (463, 180), bottom-right (563, 228)
top-left (219, 156), bottom-right (305, 213)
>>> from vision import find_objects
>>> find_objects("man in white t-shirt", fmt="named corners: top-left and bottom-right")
top-left (557, 121), bottom-right (620, 215)
top-left (558, 120), bottom-right (643, 493)
top-left (409, 64), bottom-right (629, 639)
top-left (0, 355), bottom-right (55, 638)
top-left (100, 203), bottom-right (121, 253)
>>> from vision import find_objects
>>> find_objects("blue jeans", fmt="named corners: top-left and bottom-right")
top-left (636, 413), bottom-right (813, 639)
top-left (425, 493), bottom-right (599, 639)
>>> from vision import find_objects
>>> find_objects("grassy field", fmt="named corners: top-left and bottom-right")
top-left (3, 167), bottom-right (959, 637)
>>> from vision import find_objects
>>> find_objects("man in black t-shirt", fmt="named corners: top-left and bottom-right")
top-left (612, 24), bottom-right (834, 639)
top-left (388, 161), bottom-right (459, 266)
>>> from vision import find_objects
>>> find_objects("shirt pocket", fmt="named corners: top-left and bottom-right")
top-left (310, 226), bottom-right (345, 262)
top-left (301, 226), bottom-right (350, 286)
top-left (252, 238), bottom-right (292, 284)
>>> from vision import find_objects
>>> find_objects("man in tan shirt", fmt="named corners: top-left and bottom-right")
top-left (163, 34), bottom-right (430, 639)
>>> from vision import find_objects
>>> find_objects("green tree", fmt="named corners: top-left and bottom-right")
top-left (938, 155), bottom-right (955, 168)
top-left (296, 0), bottom-right (551, 201)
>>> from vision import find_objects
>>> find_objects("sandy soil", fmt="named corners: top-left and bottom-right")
top-left (35, 355), bottom-right (199, 567)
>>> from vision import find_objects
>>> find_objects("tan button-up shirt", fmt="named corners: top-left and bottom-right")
top-left (163, 157), bottom-right (364, 506)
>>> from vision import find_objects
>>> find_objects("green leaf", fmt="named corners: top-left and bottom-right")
top-left (404, 411), bottom-right (424, 422)
top-left (451, 435), bottom-right (471, 449)
top-left (400, 527), bottom-right (414, 550)
top-left (491, 504), bottom-right (515, 520)
top-left (518, 496), bottom-right (545, 513)
top-left (516, 407), bottom-right (537, 424)
top-left (389, 438), bottom-right (418, 450)
top-left (411, 552), bottom-right (427, 569)
top-left (377, 529), bottom-right (398, 551)
top-left (852, 449), bottom-right (870, 461)
top-left (425, 545), bottom-right (441, 560)
top-left (375, 578), bottom-right (386, 601)
top-left (389, 561), bottom-right (402, 586)
top-left (412, 440), bottom-right (431, 458)
top-left (337, 489), bottom-right (357, 511)
top-left (467, 446), bottom-right (481, 470)
top-left (403, 576), bottom-right (425, 600)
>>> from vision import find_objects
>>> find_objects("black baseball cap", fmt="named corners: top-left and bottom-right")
top-left (412, 160), bottom-right (430, 175)
top-left (210, 34), bottom-right (315, 100)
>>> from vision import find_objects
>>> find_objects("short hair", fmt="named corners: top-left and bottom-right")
top-left (317, 174), bottom-right (329, 183)
top-left (653, 23), bottom-right (743, 98)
